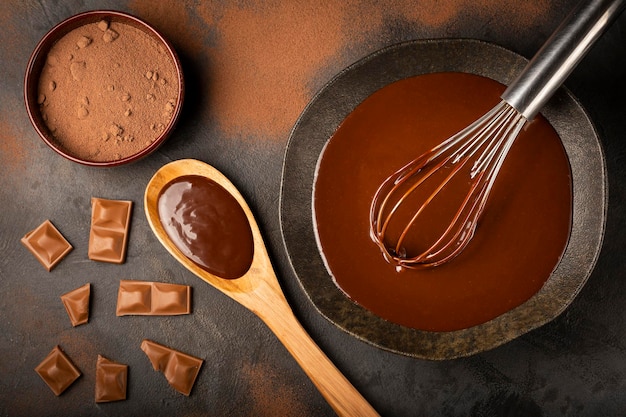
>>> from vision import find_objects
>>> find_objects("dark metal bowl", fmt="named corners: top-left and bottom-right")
top-left (279, 39), bottom-right (607, 359)
top-left (24, 10), bottom-right (184, 167)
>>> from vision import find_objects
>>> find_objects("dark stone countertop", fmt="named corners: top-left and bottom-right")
top-left (2, 1), bottom-right (626, 416)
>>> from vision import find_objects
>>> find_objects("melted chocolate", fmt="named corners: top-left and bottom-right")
top-left (157, 175), bottom-right (254, 280)
top-left (313, 72), bottom-right (572, 332)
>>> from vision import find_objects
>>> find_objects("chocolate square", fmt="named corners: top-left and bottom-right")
top-left (95, 355), bottom-right (128, 402)
top-left (116, 280), bottom-right (152, 315)
top-left (116, 280), bottom-right (191, 316)
top-left (35, 346), bottom-right (81, 396)
top-left (21, 220), bottom-right (73, 271)
top-left (141, 339), bottom-right (203, 396)
top-left (151, 282), bottom-right (191, 314)
top-left (88, 198), bottom-right (132, 264)
top-left (60, 283), bottom-right (90, 327)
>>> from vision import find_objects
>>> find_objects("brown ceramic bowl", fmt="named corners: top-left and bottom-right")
top-left (280, 39), bottom-right (607, 360)
top-left (24, 10), bottom-right (184, 167)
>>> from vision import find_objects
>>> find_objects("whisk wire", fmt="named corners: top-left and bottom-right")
top-left (370, 0), bottom-right (624, 269)
top-left (394, 153), bottom-right (470, 259)
top-left (472, 105), bottom-right (521, 177)
top-left (373, 102), bottom-right (508, 240)
top-left (370, 101), bottom-right (528, 268)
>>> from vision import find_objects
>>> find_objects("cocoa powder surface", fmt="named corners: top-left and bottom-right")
top-left (0, 107), bottom-right (29, 175)
top-left (129, 0), bottom-right (555, 142)
top-left (0, 4), bottom-right (34, 177)
top-left (38, 20), bottom-right (179, 162)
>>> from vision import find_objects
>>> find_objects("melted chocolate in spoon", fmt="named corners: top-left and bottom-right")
top-left (157, 175), bottom-right (254, 280)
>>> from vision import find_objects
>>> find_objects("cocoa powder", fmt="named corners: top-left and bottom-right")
top-left (37, 19), bottom-right (179, 162)
top-left (128, 0), bottom-right (554, 143)
top-left (0, 109), bottom-right (28, 174)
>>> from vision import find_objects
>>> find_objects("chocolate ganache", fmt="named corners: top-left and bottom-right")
top-left (158, 175), bottom-right (254, 280)
top-left (313, 72), bottom-right (572, 331)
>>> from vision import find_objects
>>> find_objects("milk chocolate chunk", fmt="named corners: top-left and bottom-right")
top-left (60, 283), bottom-right (90, 326)
top-left (88, 198), bottom-right (132, 264)
top-left (35, 346), bottom-right (81, 396)
top-left (95, 355), bottom-right (128, 403)
top-left (21, 220), bottom-right (73, 271)
top-left (140, 339), bottom-right (203, 396)
top-left (116, 280), bottom-right (191, 316)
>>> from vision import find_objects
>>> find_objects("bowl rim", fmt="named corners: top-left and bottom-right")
top-left (279, 38), bottom-right (607, 360)
top-left (23, 10), bottom-right (185, 167)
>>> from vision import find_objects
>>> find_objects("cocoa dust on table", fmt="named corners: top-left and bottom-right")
top-left (38, 19), bottom-right (179, 162)
top-left (129, 0), bottom-right (553, 142)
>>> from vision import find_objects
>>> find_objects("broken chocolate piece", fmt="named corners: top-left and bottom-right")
top-left (116, 280), bottom-right (191, 316)
top-left (21, 220), bottom-right (73, 271)
top-left (35, 346), bottom-right (81, 396)
top-left (95, 355), bottom-right (128, 403)
top-left (60, 283), bottom-right (90, 326)
top-left (88, 197), bottom-right (132, 264)
top-left (140, 339), bottom-right (203, 396)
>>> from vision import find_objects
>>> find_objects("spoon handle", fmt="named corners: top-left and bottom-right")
top-left (252, 281), bottom-right (380, 417)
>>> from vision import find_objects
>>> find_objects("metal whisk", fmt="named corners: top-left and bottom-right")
top-left (370, 0), bottom-right (625, 269)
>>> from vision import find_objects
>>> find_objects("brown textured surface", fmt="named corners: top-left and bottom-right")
top-left (36, 19), bottom-right (179, 162)
top-left (2, 0), bottom-right (626, 416)
top-left (23, 10), bottom-right (185, 167)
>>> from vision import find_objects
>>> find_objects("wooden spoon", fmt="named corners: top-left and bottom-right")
top-left (144, 159), bottom-right (379, 417)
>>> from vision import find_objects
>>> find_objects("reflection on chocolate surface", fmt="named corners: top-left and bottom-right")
top-left (313, 72), bottom-right (572, 331)
top-left (140, 339), bottom-right (203, 396)
top-left (157, 175), bottom-right (254, 280)
top-left (21, 220), bottom-right (73, 271)
top-left (116, 280), bottom-right (191, 316)
top-left (95, 355), bottom-right (128, 403)
top-left (60, 283), bottom-right (90, 327)
top-left (34, 345), bottom-right (81, 396)
top-left (88, 197), bottom-right (133, 264)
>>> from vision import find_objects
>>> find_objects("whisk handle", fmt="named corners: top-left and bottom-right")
top-left (501, 0), bottom-right (625, 120)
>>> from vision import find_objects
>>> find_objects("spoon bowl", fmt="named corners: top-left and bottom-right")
top-left (144, 159), bottom-right (379, 417)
